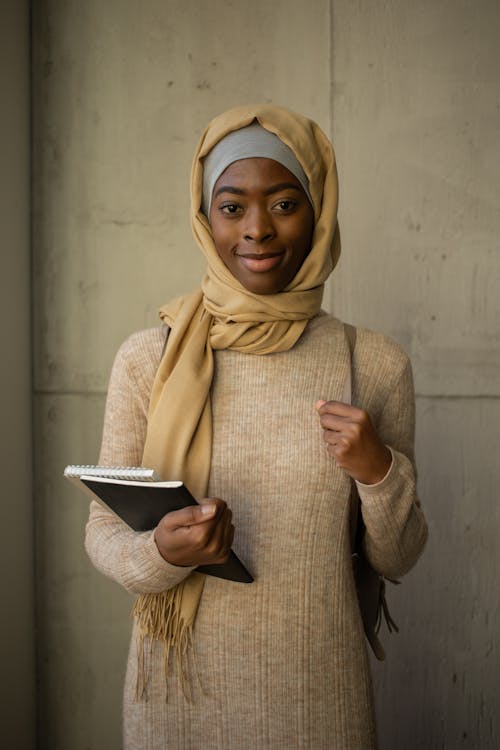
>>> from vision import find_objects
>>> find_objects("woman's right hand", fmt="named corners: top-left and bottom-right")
top-left (153, 498), bottom-right (234, 568)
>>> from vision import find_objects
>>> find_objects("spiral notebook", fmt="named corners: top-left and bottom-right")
top-left (65, 464), bottom-right (253, 584)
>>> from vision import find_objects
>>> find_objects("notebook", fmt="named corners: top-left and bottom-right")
top-left (65, 465), bottom-right (253, 584)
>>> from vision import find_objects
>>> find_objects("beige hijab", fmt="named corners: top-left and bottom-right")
top-left (133, 104), bottom-right (341, 698)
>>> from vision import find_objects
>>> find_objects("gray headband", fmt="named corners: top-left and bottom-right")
top-left (201, 122), bottom-right (312, 216)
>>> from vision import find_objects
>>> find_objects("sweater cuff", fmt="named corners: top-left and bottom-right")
top-left (126, 531), bottom-right (197, 592)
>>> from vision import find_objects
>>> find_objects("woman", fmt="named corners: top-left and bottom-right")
top-left (85, 104), bottom-right (428, 749)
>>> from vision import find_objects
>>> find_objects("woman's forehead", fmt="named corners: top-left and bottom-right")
top-left (213, 157), bottom-right (304, 193)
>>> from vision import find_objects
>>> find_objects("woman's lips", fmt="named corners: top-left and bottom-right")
top-left (237, 252), bottom-right (284, 273)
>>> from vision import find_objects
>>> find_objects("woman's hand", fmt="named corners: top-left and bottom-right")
top-left (316, 400), bottom-right (392, 485)
top-left (154, 498), bottom-right (234, 567)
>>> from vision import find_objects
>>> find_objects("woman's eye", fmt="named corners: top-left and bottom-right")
top-left (220, 203), bottom-right (241, 215)
top-left (274, 200), bottom-right (296, 212)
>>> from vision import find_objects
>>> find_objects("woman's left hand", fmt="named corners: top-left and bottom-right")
top-left (316, 400), bottom-right (392, 485)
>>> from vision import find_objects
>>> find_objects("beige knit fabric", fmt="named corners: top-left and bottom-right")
top-left (85, 312), bottom-right (428, 750)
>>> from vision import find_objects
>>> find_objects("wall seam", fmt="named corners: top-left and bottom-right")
top-left (328, 0), bottom-right (334, 139)
top-left (32, 391), bottom-right (500, 400)
top-left (28, 0), bottom-right (40, 745)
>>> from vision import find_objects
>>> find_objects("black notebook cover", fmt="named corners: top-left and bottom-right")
top-left (81, 477), bottom-right (253, 584)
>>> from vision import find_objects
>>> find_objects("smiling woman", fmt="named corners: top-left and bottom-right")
top-left (209, 157), bottom-right (314, 294)
top-left (84, 103), bottom-right (428, 750)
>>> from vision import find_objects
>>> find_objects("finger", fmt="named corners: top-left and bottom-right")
top-left (221, 513), bottom-right (235, 553)
top-left (217, 524), bottom-right (235, 563)
top-left (199, 497), bottom-right (227, 517)
top-left (325, 438), bottom-right (351, 468)
top-left (320, 410), bottom-right (369, 437)
top-left (210, 519), bottom-right (235, 564)
top-left (316, 400), bottom-right (362, 419)
top-left (323, 422), bottom-right (361, 449)
top-left (212, 506), bottom-right (233, 549)
top-left (322, 428), bottom-right (336, 446)
top-left (316, 399), bottom-right (357, 428)
top-left (323, 431), bottom-right (346, 453)
top-left (327, 434), bottom-right (351, 453)
top-left (161, 502), bottom-right (217, 531)
top-left (322, 424), bottom-right (354, 455)
top-left (202, 507), bottom-right (233, 561)
top-left (319, 413), bottom-right (351, 432)
top-left (221, 514), bottom-right (235, 562)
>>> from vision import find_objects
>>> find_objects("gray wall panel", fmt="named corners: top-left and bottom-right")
top-left (328, 0), bottom-right (500, 397)
top-left (34, 392), bottom-right (130, 750)
top-left (372, 397), bottom-right (500, 748)
top-left (0, 2), bottom-right (36, 748)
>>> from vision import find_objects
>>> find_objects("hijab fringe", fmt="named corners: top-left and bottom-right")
top-left (133, 577), bottom-right (203, 703)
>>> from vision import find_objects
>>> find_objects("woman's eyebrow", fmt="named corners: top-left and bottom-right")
top-left (264, 182), bottom-right (302, 196)
top-left (213, 185), bottom-right (245, 198)
top-left (213, 182), bottom-right (302, 199)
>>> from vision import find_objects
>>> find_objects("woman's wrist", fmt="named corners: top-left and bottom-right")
top-left (355, 445), bottom-right (393, 486)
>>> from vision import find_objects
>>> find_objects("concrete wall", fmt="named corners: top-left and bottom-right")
top-left (0, 2), bottom-right (36, 749)
top-left (329, 2), bottom-right (500, 748)
top-left (32, 1), bottom-right (500, 748)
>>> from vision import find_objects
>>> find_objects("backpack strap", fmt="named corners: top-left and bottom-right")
top-left (343, 323), bottom-right (361, 552)
top-left (344, 323), bottom-right (357, 366)
top-left (342, 323), bottom-right (356, 405)
top-left (160, 323), bottom-right (171, 361)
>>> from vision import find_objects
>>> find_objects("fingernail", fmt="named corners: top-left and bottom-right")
top-left (200, 504), bottom-right (216, 515)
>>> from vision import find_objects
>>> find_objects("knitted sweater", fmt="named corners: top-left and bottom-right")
top-left (85, 312), bottom-right (428, 750)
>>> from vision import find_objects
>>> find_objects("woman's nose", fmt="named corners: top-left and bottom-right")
top-left (243, 207), bottom-right (275, 243)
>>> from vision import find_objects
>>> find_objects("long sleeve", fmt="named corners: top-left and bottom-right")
top-left (84, 328), bottom-right (195, 594)
top-left (355, 340), bottom-right (428, 580)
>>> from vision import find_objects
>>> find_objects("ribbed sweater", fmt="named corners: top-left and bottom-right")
top-left (85, 312), bottom-right (428, 750)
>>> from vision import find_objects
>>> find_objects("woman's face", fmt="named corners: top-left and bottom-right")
top-left (209, 157), bottom-right (314, 295)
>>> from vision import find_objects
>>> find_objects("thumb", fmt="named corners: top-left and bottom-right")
top-left (163, 501), bottom-right (217, 530)
top-left (198, 498), bottom-right (219, 515)
top-left (315, 399), bottom-right (327, 412)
